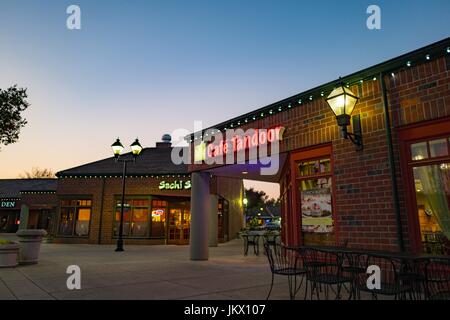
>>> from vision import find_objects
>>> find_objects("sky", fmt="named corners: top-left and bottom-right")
top-left (0, 0), bottom-right (449, 199)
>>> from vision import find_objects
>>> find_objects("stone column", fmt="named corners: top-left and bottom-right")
top-left (189, 172), bottom-right (210, 260)
top-left (19, 204), bottom-right (29, 231)
top-left (209, 194), bottom-right (219, 247)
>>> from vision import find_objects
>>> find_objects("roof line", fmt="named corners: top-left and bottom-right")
top-left (187, 37), bottom-right (450, 139)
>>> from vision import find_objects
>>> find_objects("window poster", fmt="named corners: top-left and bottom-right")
top-left (301, 187), bottom-right (333, 233)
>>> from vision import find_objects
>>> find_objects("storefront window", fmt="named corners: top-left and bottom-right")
top-left (297, 157), bottom-right (334, 246)
top-left (58, 200), bottom-right (92, 237)
top-left (114, 199), bottom-right (149, 238)
top-left (413, 163), bottom-right (450, 254)
top-left (429, 139), bottom-right (448, 158)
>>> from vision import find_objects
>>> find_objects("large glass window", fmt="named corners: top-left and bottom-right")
top-left (58, 200), bottom-right (92, 237)
top-left (114, 199), bottom-right (150, 238)
top-left (297, 157), bottom-right (334, 246)
top-left (409, 135), bottom-right (450, 254)
top-left (413, 163), bottom-right (450, 254)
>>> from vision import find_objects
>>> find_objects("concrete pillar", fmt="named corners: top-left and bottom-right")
top-left (190, 172), bottom-right (210, 260)
top-left (209, 194), bottom-right (219, 247)
top-left (19, 204), bottom-right (29, 231)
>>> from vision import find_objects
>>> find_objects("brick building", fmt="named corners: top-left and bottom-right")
top-left (0, 179), bottom-right (57, 233)
top-left (187, 38), bottom-right (450, 260)
top-left (1, 136), bottom-right (245, 246)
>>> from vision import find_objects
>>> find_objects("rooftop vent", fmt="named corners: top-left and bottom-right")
top-left (156, 134), bottom-right (172, 148)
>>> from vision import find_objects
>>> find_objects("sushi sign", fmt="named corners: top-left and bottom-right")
top-left (159, 180), bottom-right (191, 190)
top-left (1, 201), bottom-right (16, 208)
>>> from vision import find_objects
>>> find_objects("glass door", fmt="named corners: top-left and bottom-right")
top-left (167, 208), bottom-right (191, 244)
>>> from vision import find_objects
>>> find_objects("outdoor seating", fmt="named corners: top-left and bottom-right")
top-left (300, 247), bottom-right (352, 300)
top-left (422, 257), bottom-right (450, 300)
top-left (355, 253), bottom-right (413, 300)
top-left (241, 233), bottom-right (260, 256)
top-left (263, 242), bottom-right (306, 300)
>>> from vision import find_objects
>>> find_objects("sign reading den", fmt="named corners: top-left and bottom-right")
top-left (159, 180), bottom-right (191, 191)
top-left (1, 201), bottom-right (16, 208)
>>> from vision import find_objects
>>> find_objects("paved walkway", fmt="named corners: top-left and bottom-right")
top-left (1, 236), bottom-right (292, 300)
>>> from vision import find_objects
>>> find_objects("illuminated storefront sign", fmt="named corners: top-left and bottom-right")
top-left (206, 126), bottom-right (285, 158)
top-left (159, 180), bottom-right (191, 190)
top-left (1, 201), bottom-right (16, 208)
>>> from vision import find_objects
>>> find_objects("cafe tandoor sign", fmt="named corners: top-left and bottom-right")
top-left (206, 126), bottom-right (285, 159)
top-left (159, 180), bottom-right (191, 190)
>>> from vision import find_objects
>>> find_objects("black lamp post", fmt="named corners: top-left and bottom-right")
top-left (325, 82), bottom-right (363, 151)
top-left (111, 138), bottom-right (143, 252)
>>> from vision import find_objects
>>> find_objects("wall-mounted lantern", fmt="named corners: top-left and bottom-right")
top-left (325, 82), bottom-right (363, 151)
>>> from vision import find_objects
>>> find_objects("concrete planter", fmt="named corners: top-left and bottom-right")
top-left (0, 242), bottom-right (20, 268)
top-left (16, 229), bottom-right (47, 265)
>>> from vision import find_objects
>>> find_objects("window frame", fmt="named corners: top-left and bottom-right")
top-left (398, 117), bottom-right (450, 253)
top-left (57, 198), bottom-right (92, 238)
top-left (112, 196), bottom-right (168, 239)
top-left (289, 144), bottom-right (337, 246)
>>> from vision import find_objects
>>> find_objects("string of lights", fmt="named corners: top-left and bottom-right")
top-left (57, 174), bottom-right (191, 179)
top-left (189, 42), bottom-right (450, 142)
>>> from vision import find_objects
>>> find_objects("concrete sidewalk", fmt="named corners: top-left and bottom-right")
top-left (0, 237), bottom-right (292, 300)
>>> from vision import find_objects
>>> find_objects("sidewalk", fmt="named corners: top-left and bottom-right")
top-left (0, 237), bottom-right (291, 300)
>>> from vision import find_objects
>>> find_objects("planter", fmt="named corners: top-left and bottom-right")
top-left (0, 241), bottom-right (20, 268)
top-left (16, 229), bottom-right (47, 265)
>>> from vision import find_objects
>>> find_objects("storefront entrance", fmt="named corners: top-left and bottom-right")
top-left (167, 208), bottom-right (191, 245)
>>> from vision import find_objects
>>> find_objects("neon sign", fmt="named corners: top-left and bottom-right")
top-left (159, 180), bottom-right (191, 190)
top-left (1, 201), bottom-right (16, 208)
top-left (207, 126), bottom-right (285, 158)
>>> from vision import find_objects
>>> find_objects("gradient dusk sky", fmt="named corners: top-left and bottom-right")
top-left (0, 0), bottom-right (449, 199)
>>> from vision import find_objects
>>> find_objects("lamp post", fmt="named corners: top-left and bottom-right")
top-left (325, 82), bottom-right (363, 151)
top-left (111, 138), bottom-right (143, 252)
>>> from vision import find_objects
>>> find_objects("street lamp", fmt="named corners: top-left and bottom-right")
top-left (111, 138), bottom-right (143, 252)
top-left (325, 82), bottom-right (363, 151)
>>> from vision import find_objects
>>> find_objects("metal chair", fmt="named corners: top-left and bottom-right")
top-left (241, 233), bottom-right (260, 256)
top-left (263, 242), bottom-right (306, 300)
top-left (356, 254), bottom-right (412, 300)
top-left (423, 257), bottom-right (450, 300)
top-left (301, 247), bottom-right (352, 300)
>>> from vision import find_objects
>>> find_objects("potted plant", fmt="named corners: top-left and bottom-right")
top-left (16, 229), bottom-right (47, 265)
top-left (0, 239), bottom-right (20, 268)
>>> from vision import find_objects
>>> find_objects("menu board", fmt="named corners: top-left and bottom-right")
top-left (301, 188), bottom-right (333, 233)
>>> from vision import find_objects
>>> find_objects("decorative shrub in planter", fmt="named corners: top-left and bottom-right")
top-left (16, 229), bottom-right (47, 265)
top-left (0, 240), bottom-right (20, 268)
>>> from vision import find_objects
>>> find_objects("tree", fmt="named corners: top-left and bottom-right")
top-left (19, 167), bottom-right (55, 179)
top-left (244, 187), bottom-right (269, 211)
top-left (0, 85), bottom-right (30, 150)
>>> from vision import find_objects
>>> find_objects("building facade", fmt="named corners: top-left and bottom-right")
top-left (0, 179), bottom-right (57, 233)
top-left (187, 38), bottom-right (450, 259)
top-left (1, 137), bottom-right (245, 246)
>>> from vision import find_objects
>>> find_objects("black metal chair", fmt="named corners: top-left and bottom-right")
top-left (341, 251), bottom-right (368, 300)
top-left (263, 242), bottom-right (306, 300)
top-left (300, 247), bottom-right (352, 300)
top-left (241, 233), bottom-right (260, 256)
top-left (423, 257), bottom-right (450, 300)
top-left (356, 254), bottom-right (412, 300)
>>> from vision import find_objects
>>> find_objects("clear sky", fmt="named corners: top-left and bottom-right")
top-left (1, 0), bottom-right (449, 199)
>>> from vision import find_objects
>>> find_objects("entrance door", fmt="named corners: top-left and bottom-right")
top-left (167, 208), bottom-right (191, 245)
